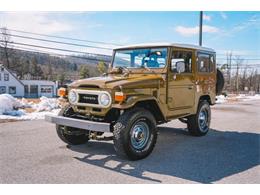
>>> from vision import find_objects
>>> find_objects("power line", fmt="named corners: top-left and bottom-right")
top-left (0, 45), bottom-right (111, 63)
top-left (0, 27), bottom-right (122, 46)
top-left (217, 58), bottom-right (260, 61)
top-left (0, 33), bottom-right (114, 50)
top-left (0, 40), bottom-right (112, 58)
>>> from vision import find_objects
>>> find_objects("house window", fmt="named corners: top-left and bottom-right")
top-left (40, 85), bottom-right (52, 93)
top-left (9, 86), bottom-right (16, 94)
top-left (4, 73), bottom-right (9, 81)
top-left (25, 85), bottom-right (29, 94)
top-left (0, 86), bottom-right (6, 94)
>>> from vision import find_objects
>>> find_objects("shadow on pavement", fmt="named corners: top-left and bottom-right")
top-left (69, 127), bottom-right (260, 183)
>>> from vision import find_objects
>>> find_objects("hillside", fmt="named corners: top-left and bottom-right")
top-left (0, 46), bottom-right (112, 82)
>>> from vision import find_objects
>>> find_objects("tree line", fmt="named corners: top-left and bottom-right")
top-left (0, 27), bottom-right (107, 85)
top-left (219, 54), bottom-right (260, 94)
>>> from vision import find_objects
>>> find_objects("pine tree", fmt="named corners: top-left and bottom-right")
top-left (79, 66), bottom-right (89, 79)
top-left (97, 61), bottom-right (107, 74)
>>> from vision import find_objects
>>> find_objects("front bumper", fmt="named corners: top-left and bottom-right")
top-left (45, 115), bottom-right (111, 132)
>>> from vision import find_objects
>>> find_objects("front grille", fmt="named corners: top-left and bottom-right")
top-left (78, 94), bottom-right (99, 104)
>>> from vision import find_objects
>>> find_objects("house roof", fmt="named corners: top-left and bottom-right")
top-left (114, 42), bottom-right (215, 52)
top-left (0, 64), bottom-right (24, 86)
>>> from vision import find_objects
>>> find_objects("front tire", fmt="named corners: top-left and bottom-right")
top-left (56, 105), bottom-right (89, 145)
top-left (113, 108), bottom-right (158, 160)
top-left (187, 100), bottom-right (211, 136)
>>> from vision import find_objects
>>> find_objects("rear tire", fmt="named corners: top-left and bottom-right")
top-left (56, 105), bottom-right (89, 145)
top-left (187, 100), bottom-right (211, 136)
top-left (216, 69), bottom-right (225, 95)
top-left (113, 108), bottom-right (158, 160)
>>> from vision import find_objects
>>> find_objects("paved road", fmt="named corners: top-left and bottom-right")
top-left (1, 100), bottom-right (260, 183)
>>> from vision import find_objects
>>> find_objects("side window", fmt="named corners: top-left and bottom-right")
top-left (171, 51), bottom-right (192, 73)
top-left (4, 73), bottom-right (9, 81)
top-left (197, 53), bottom-right (214, 73)
top-left (0, 86), bottom-right (6, 94)
top-left (9, 86), bottom-right (16, 94)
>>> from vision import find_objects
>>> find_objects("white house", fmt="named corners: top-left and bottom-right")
top-left (0, 64), bottom-right (57, 98)
top-left (0, 64), bottom-right (25, 97)
top-left (21, 80), bottom-right (57, 98)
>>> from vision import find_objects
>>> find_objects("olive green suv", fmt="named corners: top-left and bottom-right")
top-left (45, 43), bottom-right (224, 160)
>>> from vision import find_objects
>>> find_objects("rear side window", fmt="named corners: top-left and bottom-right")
top-left (197, 53), bottom-right (215, 73)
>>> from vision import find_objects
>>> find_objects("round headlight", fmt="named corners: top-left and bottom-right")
top-left (68, 90), bottom-right (77, 103)
top-left (100, 93), bottom-right (110, 106)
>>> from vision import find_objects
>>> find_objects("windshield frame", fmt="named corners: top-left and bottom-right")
top-left (110, 46), bottom-right (169, 73)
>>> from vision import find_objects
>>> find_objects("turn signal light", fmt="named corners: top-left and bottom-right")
top-left (115, 92), bottom-right (126, 102)
top-left (58, 88), bottom-right (67, 97)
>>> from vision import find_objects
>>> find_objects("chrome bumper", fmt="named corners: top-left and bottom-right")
top-left (45, 115), bottom-right (111, 132)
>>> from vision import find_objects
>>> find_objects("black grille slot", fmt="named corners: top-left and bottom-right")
top-left (78, 85), bottom-right (100, 89)
top-left (78, 94), bottom-right (99, 104)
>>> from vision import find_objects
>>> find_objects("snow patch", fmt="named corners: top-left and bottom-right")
top-left (0, 94), bottom-right (23, 115)
top-left (32, 96), bottom-right (60, 112)
top-left (0, 94), bottom-right (60, 120)
top-left (216, 95), bottom-right (227, 104)
top-left (216, 94), bottom-right (260, 104)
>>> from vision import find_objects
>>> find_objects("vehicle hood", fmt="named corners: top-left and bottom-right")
top-left (69, 74), bottom-right (165, 89)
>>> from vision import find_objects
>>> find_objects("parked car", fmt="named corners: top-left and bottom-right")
top-left (46, 43), bottom-right (224, 160)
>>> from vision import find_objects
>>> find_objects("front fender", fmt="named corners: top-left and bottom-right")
top-left (111, 95), bottom-right (158, 110)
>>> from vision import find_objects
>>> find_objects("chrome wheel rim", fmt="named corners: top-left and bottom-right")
top-left (130, 121), bottom-right (149, 150)
top-left (198, 109), bottom-right (209, 132)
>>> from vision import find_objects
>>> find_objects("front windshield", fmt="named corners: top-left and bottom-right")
top-left (112, 48), bottom-right (168, 69)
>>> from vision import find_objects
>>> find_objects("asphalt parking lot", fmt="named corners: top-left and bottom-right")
top-left (0, 100), bottom-right (259, 184)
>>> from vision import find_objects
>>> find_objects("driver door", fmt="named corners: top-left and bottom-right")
top-left (167, 49), bottom-right (195, 111)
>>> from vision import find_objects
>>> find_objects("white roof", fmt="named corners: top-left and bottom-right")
top-left (115, 42), bottom-right (215, 52)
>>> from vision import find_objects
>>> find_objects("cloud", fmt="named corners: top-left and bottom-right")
top-left (220, 12), bottom-right (227, 20)
top-left (0, 12), bottom-right (110, 56)
top-left (203, 14), bottom-right (211, 21)
top-left (175, 25), bottom-right (219, 36)
top-left (0, 12), bottom-right (73, 34)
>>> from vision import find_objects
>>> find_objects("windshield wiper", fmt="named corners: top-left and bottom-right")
top-left (140, 65), bottom-right (152, 72)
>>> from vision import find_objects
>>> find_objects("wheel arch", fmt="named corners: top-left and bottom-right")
top-left (111, 96), bottom-right (166, 124)
top-left (199, 95), bottom-right (213, 105)
top-left (134, 99), bottom-right (166, 124)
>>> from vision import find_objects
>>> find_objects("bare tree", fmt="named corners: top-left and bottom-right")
top-left (0, 27), bottom-right (12, 68)
top-left (234, 56), bottom-right (243, 94)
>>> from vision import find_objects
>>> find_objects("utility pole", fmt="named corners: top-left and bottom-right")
top-left (199, 11), bottom-right (203, 46)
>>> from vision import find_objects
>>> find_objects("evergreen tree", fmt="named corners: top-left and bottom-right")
top-left (57, 73), bottom-right (66, 85)
top-left (79, 66), bottom-right (89, 79)
top-left (97, 61), bottom-right (107, 74)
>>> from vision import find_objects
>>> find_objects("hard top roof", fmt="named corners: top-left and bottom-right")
top-left (114, 42), bottom-right (215, 52)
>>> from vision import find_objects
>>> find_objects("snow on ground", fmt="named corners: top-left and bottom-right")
top-left (216, 95), bottom-right (227, 104)
top-left (0, 94), bottom-right (60, 121)
top-left (216, 94), bottom-right (260, 104)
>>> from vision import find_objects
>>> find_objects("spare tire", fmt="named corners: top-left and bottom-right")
top-left (216, 69), bottom-right (224, 95)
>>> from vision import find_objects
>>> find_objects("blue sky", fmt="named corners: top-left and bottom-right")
top-left (0, 11), bottom-right (259, 63)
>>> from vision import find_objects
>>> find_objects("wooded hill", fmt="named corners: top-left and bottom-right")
top-left (0, 46), bottom-right (111, 83)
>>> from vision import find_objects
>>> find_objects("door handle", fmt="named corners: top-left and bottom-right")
top-left (188, 86), bottom-right (193, 90)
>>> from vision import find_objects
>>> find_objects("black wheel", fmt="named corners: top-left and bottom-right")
top-left (56, 105), bottom-right (89, 145)
top-left (187, 100), bottom-right (211, 136)
top-left (216, 69), bottom-right (224, 95)
top-left (113, 108), bottom-right (158, 160)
